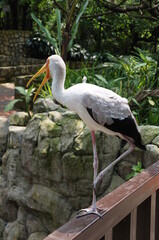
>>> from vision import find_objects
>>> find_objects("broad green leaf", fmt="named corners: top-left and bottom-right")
top-left (113, 77), bottom-right (126, 82)
top-left (125, 173), bottom-right (134, 181)
top-left (95, 74), bottom-right (108, 84)
top-left (68, 24), bottom-right (78, 51)
top-left (31, 13), bottom-right (60, 55)
top-left (130, 97), bottom-right (140, 107)
top-left (134, 63), bottom-right (147, 69)
top-left (4, 99), bottom-right (22, 112)
top-left (15, 86), bottom-right (27, 96)
top-left (26, 86), bottom-right (35, 96)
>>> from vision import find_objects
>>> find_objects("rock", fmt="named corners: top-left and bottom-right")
top-left (0, 218), bottom-right (6, 238)
top-left (23, 115), bottom-right (42, 143)
top-left (33, 98), bottom-right (59, 114)
top-left (143, 144), bottom-right (159, 168)
top-left (0, 189), bottom-right (18, 223)
top-left (17, 207), bottom-right (28, 225)
top-left (1, 108), bottom-right (159, 239)
top-left (26, 214), bottom-right (47, 235)
top-left (74, 127), bottom-right (93, 154)
top-left (28, 232), bottom-right (48, 240)
top-left (104, 172), bottom-right (125, 195)
top-left (60, 115), bottom-right (84, 153)
top-left (69, 196), bottom-right (91, 211)
top-left (38, 117), bottom-right (62, 140)
top-left (102, 134), bottom-right (121, 155)
top-left (48, 111), bottom-right (63, 122)
top-left (120, 143), bottom-right (144, 164)
top-left (9, 112), bottom-right (29, 126)
top-left (27, 184), bottom-right (72, 228)
top-left (116, 161), bottom-right (134, 179)
top-left (62, 153), bottom-right (83, 181)
top-left (3, 221), bottom-right (27, 240)
top-left (7, 177), bottom-right (30, 206)
top-left (2, 149), bottom-right (21, 185)
top-left (152, 135), bottom-right (159, 146)
top-left (0, 117), bottom-right (9, 161)
top-left (8, 126), bottom-right (26, 149)
top-left (140, 125), bottom-right (159, 144)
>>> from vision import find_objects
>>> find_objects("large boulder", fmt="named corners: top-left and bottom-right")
top-left (0, 107), bottom-right (159, 239)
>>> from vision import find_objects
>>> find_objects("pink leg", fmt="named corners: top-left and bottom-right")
top-left (91, 131), bottom-right (99, 211)
top-left (77, 131), bottom-right (101, 217)
top-left (77, 134), bottom-right (135, 218)
top-left (93, 142), bottom-right (135, 190)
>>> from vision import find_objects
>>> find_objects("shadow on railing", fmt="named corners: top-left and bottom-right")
top-left (44, 160), bottom-right (159, 240)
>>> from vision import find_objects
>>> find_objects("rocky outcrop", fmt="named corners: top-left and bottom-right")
top-left (0, 105), bottom-right (159, 239)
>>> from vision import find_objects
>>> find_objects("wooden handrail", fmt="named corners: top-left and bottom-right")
top-left (44, 160), bottom-right (159, 240)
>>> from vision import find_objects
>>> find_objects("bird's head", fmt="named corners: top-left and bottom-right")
top-left (27, 55), bottom-right (65, 102)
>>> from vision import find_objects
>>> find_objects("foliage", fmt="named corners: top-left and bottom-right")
top-left (1, 0), bottom-right (159, 57)
top-left (31, 13), bottom-right (60, 55)
top-left (125, 162), bottom-right (144, 180)
top-left (25, 32), bottom-right (55, 59)
top-left (4, 86), bottom-right (35, 118)
top-left (37, 82), bottom-right (52, 99)
top-left (34, 48), bottom-right (159, 126)
top-left (67, 0), bottom-right (89, 52)
top-left (30, 0), bottom-right (89, 60)
top-left (103, 48), bottom-right (159, 125)
top-left (67, 44), bottom-right (90, 61)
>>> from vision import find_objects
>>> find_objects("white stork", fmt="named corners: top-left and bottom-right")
top-left (27, 55), bottom-right (146, 217)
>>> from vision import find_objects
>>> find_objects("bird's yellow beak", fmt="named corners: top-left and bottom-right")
top-left (26, 59), bottom-right (50, 102)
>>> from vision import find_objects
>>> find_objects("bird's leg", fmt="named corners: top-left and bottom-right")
top-left (91, 131), bottom-right (100, 212)
top-left (94, 143), bottom-right (135, 190)
top-left (77, 131), bottom-right (102, 218)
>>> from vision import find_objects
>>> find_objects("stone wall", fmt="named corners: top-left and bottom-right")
top-left (0, 30), bottom-right (31, 60)
top-left (0, 103), bottom-right (159, 240)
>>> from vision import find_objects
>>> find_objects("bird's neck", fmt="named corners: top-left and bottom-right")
top-left (51, 71), bottom-right (66, 105)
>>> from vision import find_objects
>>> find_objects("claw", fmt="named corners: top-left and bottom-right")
top-left (76, 207), bottom-right (103, 218)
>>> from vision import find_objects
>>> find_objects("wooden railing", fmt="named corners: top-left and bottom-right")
top-left (44, 160), bottom-right (159, 240)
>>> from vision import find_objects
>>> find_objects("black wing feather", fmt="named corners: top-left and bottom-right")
top-left (87, 107), bottom-right (145, 150)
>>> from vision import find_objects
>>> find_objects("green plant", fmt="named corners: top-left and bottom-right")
top-left (4, 86), bottom-right (35, 118)
top-left (31, 12), bottom-right (60, 55)
top-left (38, 82), bottom-right (52, 99)
top-left (25, 32), bottom-right (55, 59)
top-left (31, 0), bottom-right (89, 61)
top-left (125, 162), bottom-right (144, 180)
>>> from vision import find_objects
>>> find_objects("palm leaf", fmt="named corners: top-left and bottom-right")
top-left (15, 86), bottom-right (27, 96)
top-left (68, 0), bottom-right (89, 51)
top-left (4, 99), bottom-right (22, 112)
top-left (31, 13), bottom-right (60, 55)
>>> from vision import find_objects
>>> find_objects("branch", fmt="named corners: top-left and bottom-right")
top-left (104, 1), bottom-right (146, 13)
top-left (53, 0), bottom-right (67, 14)
top-left (103, 1), bottom-right (159, 20)
top-left (126, 12), bottom-right (158, 21)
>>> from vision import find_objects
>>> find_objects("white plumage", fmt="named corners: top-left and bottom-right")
top-left (27, 55), bottom-right (145, 217)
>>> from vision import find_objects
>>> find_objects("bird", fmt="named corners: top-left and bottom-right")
top-left (27, 55), bottom-right (146, 217)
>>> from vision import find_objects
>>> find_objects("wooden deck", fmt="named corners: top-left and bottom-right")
top-left (44, 160), bottom-right (159, 240)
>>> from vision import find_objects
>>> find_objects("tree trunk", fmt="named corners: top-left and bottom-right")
top-left (61, 23), bottom-right (70, 62)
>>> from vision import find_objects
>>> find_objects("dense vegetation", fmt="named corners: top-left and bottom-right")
top-left (1, 1), bottom-right (159, 125)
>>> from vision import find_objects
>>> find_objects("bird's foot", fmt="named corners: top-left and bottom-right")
top-left (76, 207), bottom-right (103, 218)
